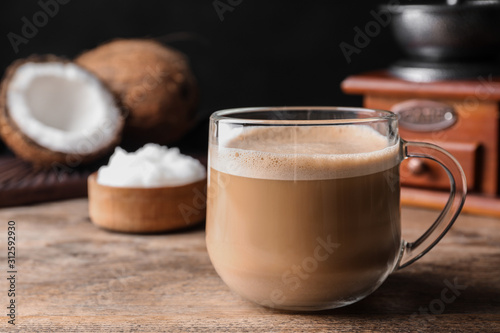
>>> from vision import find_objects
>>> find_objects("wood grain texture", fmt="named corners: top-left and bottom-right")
top-left (0, 199), bottom-right (499, 332)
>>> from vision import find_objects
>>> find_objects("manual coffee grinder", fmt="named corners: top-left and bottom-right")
top-left (341, 1), bottom-right (500, 217)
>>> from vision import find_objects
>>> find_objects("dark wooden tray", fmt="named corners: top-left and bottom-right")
top-left (0, 153), bottom-right (93, 208)
top-left (0, 146), bottom-right (207, 208)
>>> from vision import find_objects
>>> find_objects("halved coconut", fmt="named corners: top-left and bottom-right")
top-left (75, 39), bottom-right (198, 147)
top-left (0, 55), bottom-right (124, 167)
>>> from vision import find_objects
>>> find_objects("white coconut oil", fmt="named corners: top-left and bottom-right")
top-left (97, 143), bottom-right (206, 187)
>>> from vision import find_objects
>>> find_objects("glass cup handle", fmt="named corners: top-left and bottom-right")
top-left (396, 140), bottom-right (467, 270)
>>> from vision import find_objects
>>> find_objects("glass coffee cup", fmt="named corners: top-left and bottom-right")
top-left (206, 107), bottom-right (466, 311)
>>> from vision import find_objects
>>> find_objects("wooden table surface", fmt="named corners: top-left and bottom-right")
top-left (0, 199), bottom-right (499, 332)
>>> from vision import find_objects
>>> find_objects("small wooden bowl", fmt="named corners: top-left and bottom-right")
top-left (88, 172), bottom-right (206, 233)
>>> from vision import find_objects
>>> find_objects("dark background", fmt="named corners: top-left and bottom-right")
top-left (0, 0), bottom-right (406, 148)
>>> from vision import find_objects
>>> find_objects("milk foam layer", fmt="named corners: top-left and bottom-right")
top-left (211, 125), bottom-right (400, 180)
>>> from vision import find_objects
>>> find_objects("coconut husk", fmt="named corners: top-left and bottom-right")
top-left (0, 55), bottom-right (125, 168)
top-left (75, 38), bottom-right (199, 147)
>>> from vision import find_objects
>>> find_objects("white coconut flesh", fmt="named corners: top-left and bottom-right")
top-left (6, 62), bottom-right (121, 154)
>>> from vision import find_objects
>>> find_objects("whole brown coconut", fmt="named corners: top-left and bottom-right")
top-left (0, 55), bottom-right (125, 168)
top-left (76, 39), bottom-right (199, 147)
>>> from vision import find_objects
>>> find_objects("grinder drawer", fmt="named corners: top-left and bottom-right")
top-left (400, 141), bottom-right (478, 191)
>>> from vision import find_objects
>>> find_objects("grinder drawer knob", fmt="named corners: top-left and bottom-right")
top-left (407, 159), bottom-right (428, 175)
